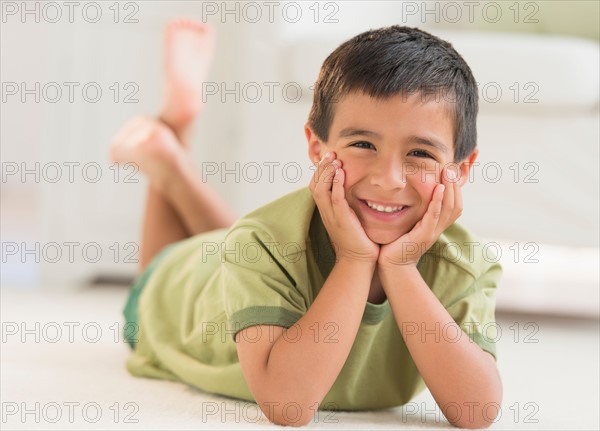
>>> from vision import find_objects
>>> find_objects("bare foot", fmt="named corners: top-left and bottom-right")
top-left (110, 116), bottom-right (185, 189)
top-left (160, 19), bottom-right (215, 136)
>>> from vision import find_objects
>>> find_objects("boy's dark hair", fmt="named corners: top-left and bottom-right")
top-left (308, 26), bottom-right (478, 162)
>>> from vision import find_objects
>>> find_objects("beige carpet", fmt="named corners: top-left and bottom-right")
top-left (1, 286), bottom-right (598, 430)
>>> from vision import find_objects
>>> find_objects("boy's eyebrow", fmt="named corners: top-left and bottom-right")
top-left (407, 135), bottom-right (449, 155)
top-left (338, 128), bottom-right (449, 155)
top-left (338, 128), bottom-right (382, 139)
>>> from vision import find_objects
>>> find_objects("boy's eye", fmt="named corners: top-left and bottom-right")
top-left (409, 150), bottom-right (434, 159)
top-left (351, 141), bottom-right (375, 149)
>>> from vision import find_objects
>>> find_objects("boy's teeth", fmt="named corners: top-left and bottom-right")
top-left (366, 200), bottom-right (403, 213)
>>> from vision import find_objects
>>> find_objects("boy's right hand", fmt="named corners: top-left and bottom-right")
top-left (310, 152), bottom-right (380, 264)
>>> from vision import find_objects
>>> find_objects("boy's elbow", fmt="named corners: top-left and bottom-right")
top-left (452, 414), bottom-right (497, 430)
top-left (256, 389), bottom-right (318, 427)
top-left (447, 392), bottom-right (503, 429)
top-left (451, 416), bottom-right (494, 430)
top-left (258, 399), bottom-right (315, 427)
top-left (266, 411), bottom-right (314, 427)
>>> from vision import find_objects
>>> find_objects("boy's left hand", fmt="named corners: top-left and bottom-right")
top-left (378, 166), bottom-right (463, 269)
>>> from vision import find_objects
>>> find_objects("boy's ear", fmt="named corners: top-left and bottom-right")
top-left (457, 147), bottom-right (479, 187)
top-left (305, 123), bottom-right (325, 165)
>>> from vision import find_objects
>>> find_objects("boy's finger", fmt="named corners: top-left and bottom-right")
top-left (422, 184), bottom-right (445, 234)
top-left (313, 153), bottom-right (333, 186)
top-left (442, 167), bottom-right (455, 219)
top-left (319, 163), bottom-right (337, 190)
top-left (454, 184), bottom-right (463, 219)
top-left (313, 163), bottom-right (336, 212)
top-left (312, 156), bottom-right (332, 186)
top-left (318, 151), bottom-right (333, 174)
top-left (444, 166), bottom-right (464, 223)
top-left (330, 166), bottom-right (345, 215)
top-left (310, 152), bottom-right (338, 216)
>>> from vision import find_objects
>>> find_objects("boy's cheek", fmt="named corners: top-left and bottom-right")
top-left (410, 174), bottom-right (437, 198)
top-left (340, 161), bottom-right (358, 186)
top-left (406, 163), bottom-right (441, 187)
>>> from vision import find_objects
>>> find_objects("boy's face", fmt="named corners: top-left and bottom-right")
top-left (306, 91), bottom-right (476, 245)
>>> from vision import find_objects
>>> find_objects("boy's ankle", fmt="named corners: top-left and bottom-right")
top-left (158, 110), bottom-right (196, 138)
top-left (153, 147), bottom-right (190, 195)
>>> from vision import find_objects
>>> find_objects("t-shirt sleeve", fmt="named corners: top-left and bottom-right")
top-left (445, 262), bottom-right (502, 361)
top-left (220, 226), bottom-right (308, 342)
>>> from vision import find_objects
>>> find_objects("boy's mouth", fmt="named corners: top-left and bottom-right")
top-left (357, 200), bottom-right (410, 222)
top-left (362, 199), bottom-right (406, 214)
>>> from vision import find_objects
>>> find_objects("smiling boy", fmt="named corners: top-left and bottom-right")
top-left (306, 90), bottom-right (464, 304)
top-left (114, 24), bottom-right (502, 429)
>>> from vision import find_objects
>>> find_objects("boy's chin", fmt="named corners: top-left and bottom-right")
top-left (365, 228), bottom-right (404, 246)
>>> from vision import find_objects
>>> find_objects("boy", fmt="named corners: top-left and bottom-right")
top-left (113, 22), bottom-right (502, 428)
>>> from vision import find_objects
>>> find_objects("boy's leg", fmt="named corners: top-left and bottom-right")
top-left (111, 19), bottom-right (233, 271)
top-left (159, 150), bottom-right (237, 236)
top-left (111, 117), bottom-right (236, 271)
top-left (139, 185), bottom-right (189, 270)
top-left (152, 20), bottom-right (237, 239)
top-left (158, 19), bottom-right (215, 149)
top-left (152, 19), bottom-right (236, 248)
top-left (110, 116), bottom-right (188, 271)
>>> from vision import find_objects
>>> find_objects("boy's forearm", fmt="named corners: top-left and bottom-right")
top-left (379, 265), bottom-right (502, 429)
top-left (264, 258), bottom-right (375, 418)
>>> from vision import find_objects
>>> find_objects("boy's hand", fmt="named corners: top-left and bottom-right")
top-left (378, 166), bottom-right (463, 268)
top-left (310, 152), bottom-right (380, 264)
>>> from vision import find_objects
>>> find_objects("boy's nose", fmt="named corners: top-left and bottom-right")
top-left (368, 158), bottom-right (407, 191)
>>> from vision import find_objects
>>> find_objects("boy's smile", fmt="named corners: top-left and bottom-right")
top-left (308, 91), bottom-right (457, 245)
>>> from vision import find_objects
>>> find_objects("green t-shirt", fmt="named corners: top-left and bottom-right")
top-left (125, 186), bottom-right (501, 411)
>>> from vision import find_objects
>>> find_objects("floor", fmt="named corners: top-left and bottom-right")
top-left (1, 285), bottom-right (599, 430)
